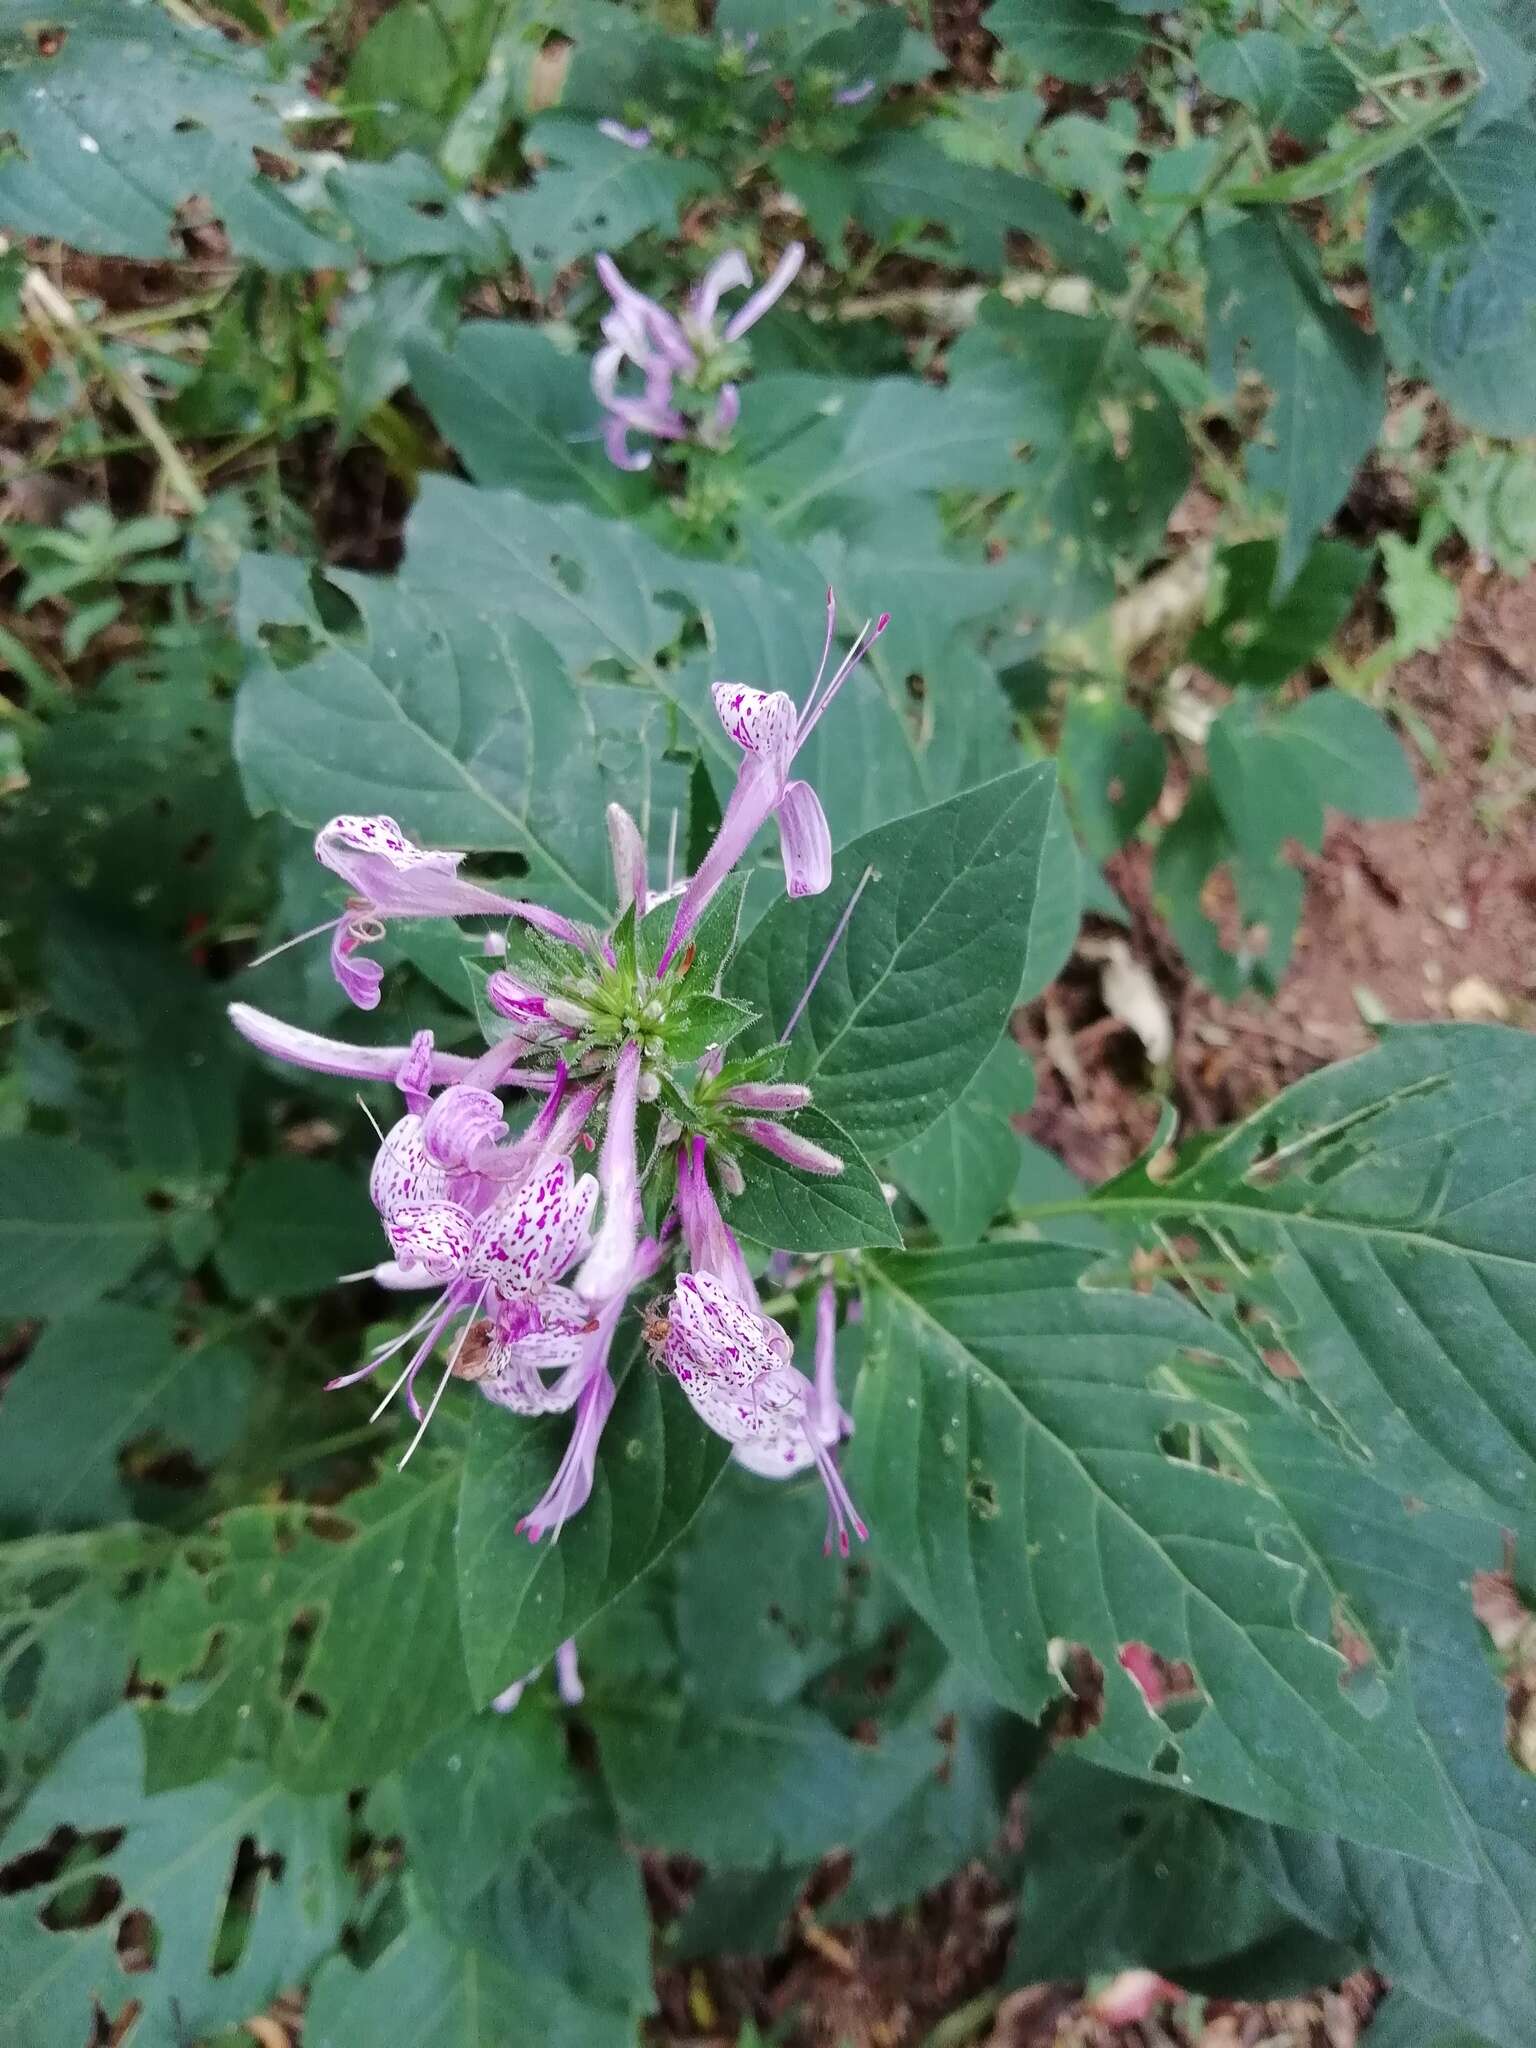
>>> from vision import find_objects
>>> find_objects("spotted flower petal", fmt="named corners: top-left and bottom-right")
top-left (474, 1159), bottom-right (598, 1297)
top-left (711, 682), bottom-right (796, 762)
top-left (386, 1200), bottom-right (477, 1281)
top-left (370, 1115), bottom-right (452, 1218)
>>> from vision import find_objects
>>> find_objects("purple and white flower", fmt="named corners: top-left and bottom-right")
top-left (591, 242), bottom-right (804, 472)
top-left (655, 594), bottom-right (888, 976)
top-left (661, 1138), bottom-right (865, 1553)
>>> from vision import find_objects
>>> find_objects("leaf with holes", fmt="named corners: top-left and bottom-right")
top-left (0, 1707), bottom-right (348, 2048)
top-left (135, 1454), bottom-right (474, 1792)
top-left (1078, 1023), bottom-right (1536, 1534)
top-left (1008, 1752), bottom-right (1359, 1995)
top-left (0, 0), bottom-right (343, 266)
top-left (729, 765), bottom-right (1076, 1160)
top-left (1207, 216), bottom-right (1386, 593)
top-left (490, 118), bottom-right (718, 292)
top-left (852, 1242), bottom-right (1468, 1863)
top-left (233, 557), bottom-right (614, 921)
top-left (455, 1345), bottom-right (729, 1702)
top-left (1170, 1360), bottom-right (1535, 2048)
top-left (0, 1308), bottom-right (252, 1535)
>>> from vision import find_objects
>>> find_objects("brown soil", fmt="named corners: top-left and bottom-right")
top-left (1024, 569), bottom-right (1536, 1184)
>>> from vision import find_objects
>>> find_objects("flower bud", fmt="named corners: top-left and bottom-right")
top-left (737, 1117), bottom-right (843, 1177)
top-left (721, 1080), bottom-right (813, 1113)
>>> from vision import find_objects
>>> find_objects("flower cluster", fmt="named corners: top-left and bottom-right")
top-left (231, 596), bottom-right (888, 1558)
top-left (591, 242), bottom-right (804, 472)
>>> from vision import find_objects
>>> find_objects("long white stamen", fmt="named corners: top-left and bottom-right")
top-left (356, 1093), bottom-right (385, 1144)
top-left (326, 1290), bottom-right (446, 1389)
top-left (796, 612), bottom-right (888, 751)
top-left (780, 865), bottom-right (876, 1044)
top-left (246, 914), bottom-right (344, 971)
top-left (665, 807), bottom-right (679, 894)
top-left (398, 1282), bottom-right (491, 1469)
top-left (369, 1300), bottom-right (456, 1421)
top-left (798, 586), bottom-right (839, 721)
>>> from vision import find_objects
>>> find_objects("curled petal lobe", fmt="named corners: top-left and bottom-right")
top-left (421, 1086), bottom-right (508, 1171)
top-left (331, 922), bottom-right (383, 1010)
top-left (604, 415), bottom-right (651, 472)
top-left (712, 682), bottom-right (796, 762)
top-left (776, 778), bottom-right (832, 897)
top-left (394, 1031), bottom-right (436, 1115)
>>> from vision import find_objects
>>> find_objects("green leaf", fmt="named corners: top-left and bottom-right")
top-left (960, 300), bottom-right (1191, 620)
top-left (215, 1157), bottom-right (382, 1301)
top-left (0, 1308), bottom-right (252, 1535)
top-left (838, 131), bottom-right (1128, 287)
top-left (0, 1135), bottom-right (158, 1317)
top-left (398, 1711), bottom-right (577, 1927)
top-left (137, 1458), bottom-right (475, 1792)
top-left (490, 117), bottom-right (718, 291)
top-left (987, 0), bottom-right (1155, 85)
top-left (455, 1347), bottom-right (728, 1700)
top-left (1191, 538), bottom-right (1370, 688)
top-left (0, 0), bottom-right (343, 266)
top-left (722, 1107), bottom-right (900, 1253)
top-left (0, 1707), bottom-right (347, 2046)
top-left (1153, 777), bottom-right (1303, 999)
top-left (233, 558), bottom-right (613, 920)
top-left (1367, 116), bottom-right (1536, 435)
top-left (1078, 1024), bottom-right (1536, 1534)
top-left (730, 765), bottom-right (1076, 1161)
top-left (1209, 690), bottom-right (1416, 872)
top-left (853, 1243), bottom-right (1469, 1863)
top-left (309, 1847), bottom-right (650, 2048)
top-left (592, 1692), bottom-right (935, 1867)
top-left (1008, 1753), bottom-right (1358, 1994)
top-left (1194, 31), bottom-right (1302, 126)
top-left (481, 1806), bottom-right (655, 2027)
top-left (1207, 217), bottom-right (1386, 592)
top-left (887, 1035), bottom-right (1035, 1246)
top-left (1231, 92), bottom-right (1470, 204)
top-left (0, 1528), bottom-right (152, 1823)
top-left (1059, 688), bottom-right (1166, 860)
top-left (1381, 534), bottom-right (1461, 656)
top-left (405, 323), bottom-right (644, 518)
top-left (1441, 446), bottom-right (1536, 575)
top-left (1169, 1362), bottom-right (1533, 2048)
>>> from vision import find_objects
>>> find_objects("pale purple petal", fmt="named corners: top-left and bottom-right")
top-left (712, 682), bottom-right (797, 761)
top-left (370, 1113), bottom-right (451, 1218)
top-left (387, 1200), bottom-right (477, 1280)
top-left (814, 1280), bottom-right (840, 1434)
top-left (316, 814), bottom-right (460, 894)
top-left (738, 1117), bottom-right (844, 1177)
top-left (689, 248), bottom-right (752, 331)
top-left (719, 1080), bottom-right (813, 1112)
top-left (656, 753), bottom-right (782, 977)
top-left (575, 1041), bottom-right (642, 1301)
top-left (394, 1031), bottom-right (436, 1115)
top-left (834, 77), bottom-right (877, 107)
top-left (604, 416), bottom-right (651, 472)
top-left (776, 779), bottom-right (832, 898)
top-left (675, 1137), bottom-right (758, 1309)
top-left (721, 241), bottom-right (805, 342)
top-left (228, 1002), bottom-right (481, 1086)
top-left (517, 1360), bottom-right (617, 1544)
top-left (421, 1086), bottom-right (508, 1171)
top-left (555, 1639), bottom-right (584, 1705)
top-left (595, 253), bottom-right (695, 372)
top-left (606, 802), bottom-right (649, 915)
top-left (477, 1159), bottom-right (598, 1297)
top-left (710, 382), bottom-right (741, 441)
top-left (596, 119), bottom-right (651, 149)
top-left (331, 921), bottom-right (384, 1010)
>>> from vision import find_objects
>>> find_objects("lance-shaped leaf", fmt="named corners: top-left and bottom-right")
top-left (852, 1243), bottom-right (1467, 1865)
top-left (0, 0), bottom-right (343, 266)
top-left (455, 1347), bottom-right (728, 1702)
top-left (729, 765), bottom-right (1077, 1160)
top-left (0, 1708), bottom-right (347, 2046)
top-left (136, 1454), bottom-right (475, 1793)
